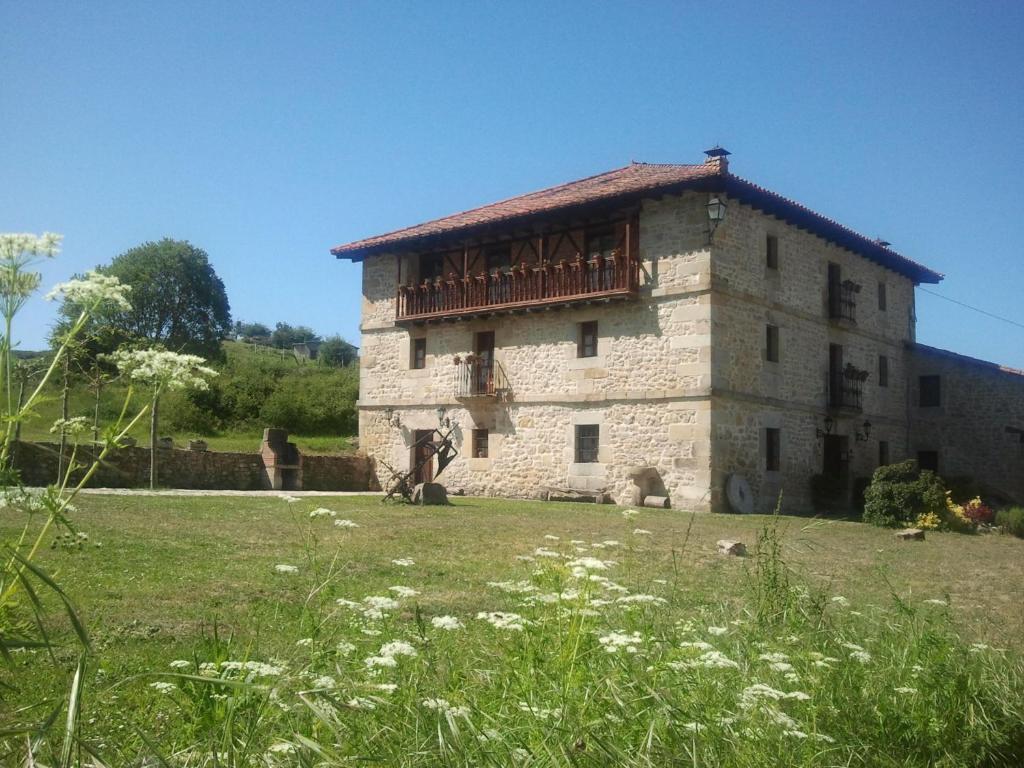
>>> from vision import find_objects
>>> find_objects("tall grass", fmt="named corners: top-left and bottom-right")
top-left (116, 509), bottom-right (1024, 767)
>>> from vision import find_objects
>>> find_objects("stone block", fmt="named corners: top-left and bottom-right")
top-left (411, 482), bottom-right (449, 505)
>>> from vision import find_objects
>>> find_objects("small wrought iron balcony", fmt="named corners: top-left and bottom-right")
top-left (829, 363), bottom-right (869, 411)
top-left (453, 355), bottom-right (510, 399)
top-left (828, 279), bottom-right (860, 323)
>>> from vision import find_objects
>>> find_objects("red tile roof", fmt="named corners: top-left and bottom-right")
top-left (332, 159), bottom-right (943, 284)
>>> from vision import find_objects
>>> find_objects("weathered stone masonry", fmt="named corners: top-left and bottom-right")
top-left (338, 152), bottom-right (1024, 512)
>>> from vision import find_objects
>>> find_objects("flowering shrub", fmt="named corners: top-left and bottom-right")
top-left (961, 496), bottom-right (995, 526)
top-left (915, 511), bottom-right (941, 530)
top-left (862, 460), bottom-right (946, 528)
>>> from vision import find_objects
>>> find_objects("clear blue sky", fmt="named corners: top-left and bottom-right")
top-left (3, 1), bottom-right (1022, 367)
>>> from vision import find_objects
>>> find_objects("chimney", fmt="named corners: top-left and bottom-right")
top-left (703, 146), bottom-right (731, 173)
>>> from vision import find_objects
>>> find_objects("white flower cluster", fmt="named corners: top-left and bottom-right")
top-left (274, 564), bottom-right (299, 575)
top-left (598, 630), bottom-right (643, 654)
top-left (391, 558), bottom-right (415, 567)
top-left (364, 639), bottom-right (417, 669)
top-left (108, 348), bottom-right (217, 391)
top-left (45, 270), bottom-right (131, 311)
top-left (0, 232), bottom-right (62, 261)
top-left (309, 507), bottom-right (336, 518)
top-left (431, 615), bottom-right (464, 631)
top-left (476, 611), bottom-right (528, 631)
top-left (49, 416), bottom-right (91, 437)
top-left (334, 519), bottom-right (360, 529)
top-left (422, 698), bottom-right (470, 717)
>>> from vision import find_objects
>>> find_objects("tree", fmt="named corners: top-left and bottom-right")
top-left (234, 321), bottom-right (271, 341)
top-left (271, 322), bottom-right (319, 349)
top-left (61, 239), bottom-right (231, 360)
top-left (318, 335), bottom-right (358, 367)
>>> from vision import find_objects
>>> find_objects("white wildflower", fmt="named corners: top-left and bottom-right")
top-left (108, 348), bottom-right (216, 392)
top-left (49, 416), bottom-right (91, 437)
top-left (923, 598), bottom-right (948, 606)
top-left (622, 508), bottom-right (639, 518)
top-left (707, 626), bottom-right (728, 636)
top-left (679, 641), bottom-right (715, 651)
top-left (422, 698), bottom-right (470, 717)
top-left (379, 640), bottom-right (417, 658)
top-left (388, 585), bottom-right (419, 598)
top-left (295, 637), bottom-right (313, 646)
top-left (830, 596), bottom-right (850, 606)
top-left (220, 660), bottom-right (283, 677)
top-left (274, 564), bottom-right (298, 575)
top-left (632, 528), bottom-right (652, 536)
top-left (371, 683), bottom-right (398, 693)
top-left (544, 534), bottom-right (560, 541)
top-left (279, 495), bottom-right (301, 503)
top-left (598, 631), bottom-right (643, 653)
top-left (672, 650), bottom-right (740, 670)
top-left (311, 675), bottom-right (336, 689)
top-left (759, 652), bottom-right (789, 663)
top-left (431, 615), bottom-right (464, 630)
top-left (849, 650), bottom-right (872, 664)
top-left (487, 580), bottom-right (536, 594)
top-left (534, 547), bottom-right (561, 558)
top-left (336, 640), bottom-right (356, 655)
top-left (334, 519), bottom-right (360, 528)
top-left (364, 655), bottom-right (398, 668)
top-left (683, 722), bottom-right (705, 733)
top-left (267, 742), bottom-right (295, 754)
top-left (149, 681), bottom-right (176, 693)
top-left (46, 270), bottom-right (131, 311)
top-left (309, 507), bottom-right (336, 518)
top-left (615, 594), bottom-right (667, 605)
top-left (391, 558), bottom-right (415, 567)
top-left (476, 611), bottom-right (527, 631)
top-left (515, 554), bottom-right (536, 562)
top-left (168, 659), bottom-right (191, 669)
top-left (894, 686), bottom-right (917, 694)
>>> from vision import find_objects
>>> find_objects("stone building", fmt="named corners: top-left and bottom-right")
top-left (332, 148), bottom-right (1024, 512)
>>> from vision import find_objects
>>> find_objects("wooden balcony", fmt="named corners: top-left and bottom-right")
top-left (395, 216), bottom-right (641, 323)
top-left (397, 253), bottom-right (640, 323)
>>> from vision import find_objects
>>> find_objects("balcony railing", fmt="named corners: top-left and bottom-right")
top-left (397, 251), bottom-right (640, 322)
top-left (828, 279), bottom-right (860, 323)
top-left (453, 355), bottom-right (510, 399)
top-left (828, 363), bottom-right (869, 411)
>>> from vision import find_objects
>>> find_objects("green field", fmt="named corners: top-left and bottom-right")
top-left (2, 495), bottom-right (1023, 765)
top-left (15, 340), bottom-right (357, 454)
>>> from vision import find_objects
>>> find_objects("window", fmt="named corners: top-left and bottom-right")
top-left (419, 253), bottom-right (444, 281)
top-left (918, 450), bottom-right (939, 472)
top-left (578, 321), bottom-right (598, 358)
top-left (484, 243), bottom-right (512, 272)
top-left (575, 424), bottom-right (600, 463)
top-left (411, 337), bottom-right (426, 369)
top-left (585, 226), bottom-right (617, 259)
top-left (766, 235), bottom-right (779, 269)
top-left (919, 375), bottom-right (941, 407)
top-left (878, 281), bottom-right (887, 311)
top-left (878, 355), bottom-right (889, 387)
top-left (765, 428), bottom-right (781, 472)
top-left (472, 428), bottom-right (489, 459)
top-left (878, 440), bottom-right (890, 467)
top-left (765, 324), bottom-right (780, 363)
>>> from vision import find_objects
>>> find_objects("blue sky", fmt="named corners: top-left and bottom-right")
top-left (2, 1), bottom-right (1022, 367)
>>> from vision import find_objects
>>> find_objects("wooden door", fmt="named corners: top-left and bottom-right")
top-left (474, 331), bottom-right (495, 395)
top-left (412, 430), bottom-right (434, 484)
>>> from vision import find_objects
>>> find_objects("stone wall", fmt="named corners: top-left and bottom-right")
top-left (357, 193), bottom-right (716, 509)
top-left (908, 345), bottom-right (1024, 503)
top-left (12, 441), bottom-right (374, 492)
top-left (706, 198), bottom-right (919, 513)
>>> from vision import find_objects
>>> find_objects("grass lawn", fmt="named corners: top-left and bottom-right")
top-left (3, 495), bottom-right (1023, 765)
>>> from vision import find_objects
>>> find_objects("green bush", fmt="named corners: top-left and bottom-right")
top-left (260, 367), bottom-right (358, 435)
top-left (996, 507), bottom-right (1024, 538)
top-left (862, 460), bottom-right (946, 528)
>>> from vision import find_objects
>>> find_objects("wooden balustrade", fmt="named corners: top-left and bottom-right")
top-left (396, 251), bottom-right (640, 322)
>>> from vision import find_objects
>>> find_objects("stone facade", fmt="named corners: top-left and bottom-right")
top-left (907, 345), bottom-right (1024, 503)
top-left (351, 178), bottom-right (1024, 512)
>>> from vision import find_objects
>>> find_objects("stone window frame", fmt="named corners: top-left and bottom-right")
top-left (472, 428), bottom-right (489, 459)
top-left (766, 234), bottom-right (779, 270)
top-left (919, 374), bottom-right (941, 408)
top-left (878, 281), bottom-right (887, 312)
top-left (878, 354), bottom-right (889, 388)
top-left (765, 324), bottom-right (780, 364)
top-left (411, 337), bottom-right (427, 370)
top-left (575, 424), bottom-right (600, 464)
top-left (765, 427), bottom-right (781, 472)
top-left (578, 320), bottom-right (599, 359)
top-left (878, 440), bottom-right (890, 467)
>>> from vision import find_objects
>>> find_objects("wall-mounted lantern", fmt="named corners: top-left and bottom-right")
top-left (707, 196), bottom-right (727, 242)
top-left (854, 420), bottom-right (872, 442)
top-left (815, 415), bottom-right (834, 439)
top-left (384, 407), bottom-right (401, 429)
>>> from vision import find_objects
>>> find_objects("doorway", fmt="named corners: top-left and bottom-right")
top-left (412, 429), bottom-right (435, 484)
top-left (474, 331), bottom-right (495, 395)
top-left (823, 434), bottom-right (848, 479)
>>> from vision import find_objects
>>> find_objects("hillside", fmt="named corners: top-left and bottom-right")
top-left (16, 340), bottom-right (358, 454)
